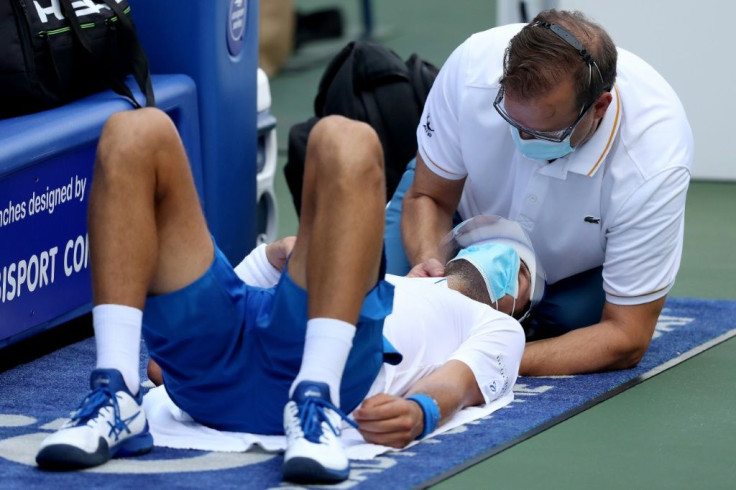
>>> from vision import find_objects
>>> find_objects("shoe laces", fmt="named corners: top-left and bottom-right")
top-left (297, 397), bottom-right (358, 444)
top-left (71, 388), bottom-right (138, 441)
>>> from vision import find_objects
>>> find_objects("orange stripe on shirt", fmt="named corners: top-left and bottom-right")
top-left (421, 143), bottom-right (465, 176)
top-left (587, 86), bottom-right (621, 177)
top-left (606, 284), bottom-right (670, 299)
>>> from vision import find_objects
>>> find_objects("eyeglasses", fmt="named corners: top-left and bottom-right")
top-left (493, 85), bottom-right (594, 143)
top-left (494, 20), bottom-right (606, 143)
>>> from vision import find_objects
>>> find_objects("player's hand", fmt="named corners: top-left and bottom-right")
top-left (147, 359), bottom-right (163, 386)
top-left (406, 257), bottom-right (445, 278)
top-left (265, 236), bottom-right (296, 271)
top-left (353, 393), bottom-right (424, 448)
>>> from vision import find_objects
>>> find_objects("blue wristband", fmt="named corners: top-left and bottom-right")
top-left (406, 394), bottom-right (441, 439)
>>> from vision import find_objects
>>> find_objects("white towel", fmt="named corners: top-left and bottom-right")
top-left (142, 386), bottom-right (512, 460)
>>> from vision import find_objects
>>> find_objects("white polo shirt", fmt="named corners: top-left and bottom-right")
top-left (417, 24), bottom-right (693, 305)
top-left (368, 275), bottom-right (525, 405)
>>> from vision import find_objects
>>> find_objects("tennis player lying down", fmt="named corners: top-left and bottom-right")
top-left (37, 110), bottom-right (543, 485)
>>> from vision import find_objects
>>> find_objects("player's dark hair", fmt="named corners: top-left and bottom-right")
top-left (445, 259), bottom-right (493, 308)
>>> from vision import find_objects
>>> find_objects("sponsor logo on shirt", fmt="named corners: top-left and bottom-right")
top-left (423, 112), bottom-right (435, 138)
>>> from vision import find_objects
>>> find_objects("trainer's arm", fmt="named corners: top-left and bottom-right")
top-left (353, 360), bottom-right (482, 448)
top-left (520, 297), bottom-right (665, 375)
top-left (402, 154), bottom-right (465, 277)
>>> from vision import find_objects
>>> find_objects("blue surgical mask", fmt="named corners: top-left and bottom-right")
top-left (451, 243), bottom-right (520, 310)
top-left (510, 126), bottom-right (575, 160)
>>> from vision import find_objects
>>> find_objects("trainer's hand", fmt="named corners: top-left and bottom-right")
top-left (353, 393), bottom-right (424, 448)
top-left (265, 236), bottom-right (296, 271)
top-left (406, 258), bottom-right (445, 278)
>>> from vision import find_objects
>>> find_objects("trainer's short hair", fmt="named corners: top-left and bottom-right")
top-left (501, 9), bottom-right (617, 107)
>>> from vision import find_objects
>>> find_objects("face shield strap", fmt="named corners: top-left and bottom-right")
top-left (517, 302), bottom-right (533, 324)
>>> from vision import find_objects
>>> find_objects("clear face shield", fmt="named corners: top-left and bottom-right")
top-left (439, 215), bottom-right (546, 322)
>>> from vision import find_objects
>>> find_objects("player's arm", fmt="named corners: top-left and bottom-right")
top-left (353, 360), bottom-right (482, 448)
top-left (355, 306), bottom-right (524, 447)
top-left (521, 297), bottom-right (664, 375)
top-left (401, 154), bottom-right (465, 277)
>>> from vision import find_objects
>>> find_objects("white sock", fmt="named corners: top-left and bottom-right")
top-left (289, 318), bottom-right (356, 408)
top-left (93, 304), bottom-right (143, 395)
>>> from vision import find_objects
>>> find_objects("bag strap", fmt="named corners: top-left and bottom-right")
top-left (57, 0), bottom-right (154, 108)
top-left (406, 53), bottom-right (438, 109)
top-left (100, 0), bottom-right (154, 107)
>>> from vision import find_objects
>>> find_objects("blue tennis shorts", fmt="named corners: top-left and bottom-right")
top-left (142, 244), bottom-right (394, 435)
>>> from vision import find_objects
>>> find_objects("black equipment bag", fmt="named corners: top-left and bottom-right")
top-left (284, 41), bottom-right (439, 215)
top-left (1, 0), bottom-right (154, 118)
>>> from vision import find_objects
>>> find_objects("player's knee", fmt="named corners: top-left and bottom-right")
top-left (96, 108), bottom-right (177, 178)
top-left (308, 116), bottom-right (384, 191)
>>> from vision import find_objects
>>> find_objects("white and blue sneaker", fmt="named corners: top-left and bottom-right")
top-left (36, 368), bottom-right (153, 470)
top-left (282, 381), bottom-right (357, 483)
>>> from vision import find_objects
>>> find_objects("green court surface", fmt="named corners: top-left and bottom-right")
top-left (271, 1), bottom-right (736, 487)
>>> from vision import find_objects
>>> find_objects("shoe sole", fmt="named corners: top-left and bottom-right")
top-left (282, 456), bottom-right (350, 483)
top-left (36, 432), bottom-right (153, 471)
top-left (112, 431), bottom-right (154, 458)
